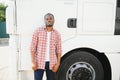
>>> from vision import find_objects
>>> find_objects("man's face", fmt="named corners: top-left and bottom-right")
top-left (44, 15), bottom-right (54, 27)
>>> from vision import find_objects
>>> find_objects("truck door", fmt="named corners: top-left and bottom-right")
top-left (16, 0), bottom-right (78, 70)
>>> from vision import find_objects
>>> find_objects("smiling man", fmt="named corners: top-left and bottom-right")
top-left (30, 13), bottom-right (62, 80)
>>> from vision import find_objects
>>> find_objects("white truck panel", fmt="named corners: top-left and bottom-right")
top-left (106, 53), bottom-right (120, 80)
top-left (77, 0), bottom-right (116, 34)
top-left (62, 36), bottom-right (120, 55)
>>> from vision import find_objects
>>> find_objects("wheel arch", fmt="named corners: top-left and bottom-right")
top-left (60, 47), bottom-right (111, 80)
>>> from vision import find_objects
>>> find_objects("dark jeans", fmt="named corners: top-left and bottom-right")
top-left (34, 62), bottom-right (55, 80)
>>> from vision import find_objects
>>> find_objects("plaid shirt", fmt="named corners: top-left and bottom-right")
top-left (30, 27), bottom-right (62, 70)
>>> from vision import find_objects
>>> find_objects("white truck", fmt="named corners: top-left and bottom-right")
top-left (6, 0), bottom-right (120, 80)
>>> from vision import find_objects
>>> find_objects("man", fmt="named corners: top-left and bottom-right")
top-left (30, 13), bottom-right (62, 80)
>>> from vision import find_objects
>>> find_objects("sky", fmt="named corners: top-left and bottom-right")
top-left (0, 0), bottom-right (8, 4)
top-left (0, 0), bottom-right (8, 2)
top-left (0, 0), bottom-right (9, 5)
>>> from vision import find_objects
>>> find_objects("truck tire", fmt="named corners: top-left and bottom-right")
top-left (57, 51), bottom-right (104, 80)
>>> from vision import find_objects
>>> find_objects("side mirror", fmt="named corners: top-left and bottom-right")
top-left (6, 1), bottom-right (16, 34)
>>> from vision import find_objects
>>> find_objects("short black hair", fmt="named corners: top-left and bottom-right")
top-left (44, 13), bottom-right (54, 20)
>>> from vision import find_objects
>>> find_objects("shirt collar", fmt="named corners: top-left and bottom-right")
top-left (43, 26), bottom-right (55, 32)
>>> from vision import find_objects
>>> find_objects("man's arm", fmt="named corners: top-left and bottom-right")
top-left (52, 32), bottom-right (62, 72)
top-left (31, 51), bottom-right (36, 63)
top-left (56, 52), bottom-right (61, 64)
top-left (30, 28), bottom-right (39, 70)
top-left (31, 51), bottom-right (38, 70)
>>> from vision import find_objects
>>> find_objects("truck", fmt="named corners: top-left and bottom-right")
top-left (6, 0), bottom-right (120, 80)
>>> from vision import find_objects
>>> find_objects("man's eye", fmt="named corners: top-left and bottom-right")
top-left (46, 18), bottom-right (52, 20)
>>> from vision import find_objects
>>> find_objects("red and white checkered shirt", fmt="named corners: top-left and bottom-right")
top-left (30, 27), bottom-right (62, 70)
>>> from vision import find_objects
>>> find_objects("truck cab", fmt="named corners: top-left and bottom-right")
top-left (6, 0), bottom-right (120, 80)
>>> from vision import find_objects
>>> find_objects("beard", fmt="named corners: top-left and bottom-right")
top-left (45, 21), bottom-right (54, 27)
top-left (46, 24), bottom-right (53, 27)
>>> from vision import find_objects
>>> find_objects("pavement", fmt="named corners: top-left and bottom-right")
top-left (0, 43), bottom-right (10, 80)
top-left (0, 41), bottom-right (47, 80)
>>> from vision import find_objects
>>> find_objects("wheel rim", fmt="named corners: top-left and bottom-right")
top-left (66, 62), bottom-right (95, 80)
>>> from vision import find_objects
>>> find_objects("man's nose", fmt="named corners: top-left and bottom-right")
top-left (48, 20), bottom-right (52, 22)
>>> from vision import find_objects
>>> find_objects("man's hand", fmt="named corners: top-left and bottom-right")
top-left (32, 62), bottom-right (38, 70)
top-left (52, 63), bottom-right (60, 72)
